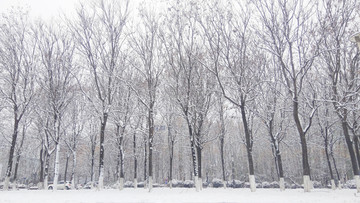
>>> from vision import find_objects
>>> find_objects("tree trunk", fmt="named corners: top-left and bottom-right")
top-left (44, 151), bottom-right (50, 190)
top-left (64, 154), bottom-right (70, 182)
top-left (90, 141), bottom-right (96, 183)
top-left (144, 136), bottom-right (147, 188)
top-left (239, 103), bottom-right (255, 192)
top-left (187, 123), bottom-right (198, 191)
top-left (116, 124), bottom-right (125, 190)
top-left (331, 151), bottom-right (340, 181)
top-left (148, 108), bottom-right (154, 192)
top-left (39, 145), bottom-right (44, 189)
top-left (71, 151), bottom-right (77, 189)
top-left (276, 149), bottom-right (284, 188)
top-left (13, 124), bottom-right (26, 182)
top-left (133, 131), bottom-right (137, 189)
top-left (53, 143), bottom-right (61, 191)
top-left (167, 123), bottom-right (174, 188)
top-left (293, 98), bottom-right (311, 192)
top-left (4, 118), bottom-right (20, 190)
top-left (196, 145), bottom-right (202, 190)
top-left (341, 120), bottom-right (360, 192)
top-left (219, 101), bottom-right (226, 188)
top-left (98, 112), bottom-right (108, 190)
top-left (353, 135), bottom-right (360, 170)
top-left (169, 140), bottom-right (174, 188)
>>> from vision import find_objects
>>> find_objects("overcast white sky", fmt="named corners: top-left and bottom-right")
top-left (0, 0), bottom-right (80, 20)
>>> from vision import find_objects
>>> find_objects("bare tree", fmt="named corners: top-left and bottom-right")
top-left (71, 0), bottom-right (129, 189)
top-left (255, 0), bottom-right (321, 192)
top-left (112, 83), bottom-right (133, 190)
top-left (12, 119), bottom-right (31, 183)
top-left (201, 1), bottom-right (265, 192)
top-left (129, 6), bottom-right (163, 191)
top-left (64, 95), bottom-right (86, 189)
top-left (0, 9), bottom-right (37, 190)
top-left (317, 0), bottom-right (360, 192)
top-left (160, 1), bottom-right (216, 191)
top-left (256, 59), bottom-right (288, 190)
top-left (35, 21), bottom-right (76, 191)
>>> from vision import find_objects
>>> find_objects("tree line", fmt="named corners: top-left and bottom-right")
top-left (0, 0), bottom-right (359, 193)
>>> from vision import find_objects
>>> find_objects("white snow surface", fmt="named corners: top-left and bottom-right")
top-left (1, 188), bottom-right (360, 203)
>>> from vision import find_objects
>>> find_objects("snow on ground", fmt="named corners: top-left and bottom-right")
top-left (1, 188), bottom-right (360, 203)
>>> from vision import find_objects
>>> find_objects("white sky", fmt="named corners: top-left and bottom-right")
top-left (0, 0), bottom-right (79, 20)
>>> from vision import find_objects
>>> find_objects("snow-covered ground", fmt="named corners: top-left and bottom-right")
top-left (1, 188), bottom-right (360, 203)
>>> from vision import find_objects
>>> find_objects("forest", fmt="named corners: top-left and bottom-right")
top-left (0, 0), bottom-right (360, 193)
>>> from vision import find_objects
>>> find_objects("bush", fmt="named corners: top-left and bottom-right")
top-left (183, 180), bottom-right (194, 188)
top-left (262, 182), bottom-right (270, 188)
top-left (345, 180), bottom-right (356, 189)
top-left (211, 178), bottom-right (224, 188)
top-left (270, 181), bottom-right (280, 188)
top-left (124, 181), bottom-right (133, 188)
top-left (312, 181), bottom-right (322, 188)
top-left (228, 180), bottom-right (244, 188)
top-left (290, 184), bottom-right (303, 189)
top-left (137, 182), bottom-right (145, 188)
top-left (171, 179), bottom-right (184, 187)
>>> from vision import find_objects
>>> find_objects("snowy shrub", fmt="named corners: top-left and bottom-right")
top-left (170, 179), bottom-right (185, 188)
top-left (312, 181), bottom-right (322, 188)
top-left (137, 182), bottom-right (145, 188)
top-left (262, 182), bottom-right (270, 188)
top-left (152, 183), bottom-right (161, 188)
top-left (170, 179), bottom-right (179, 187)
top-left (211, 178), bottom-right (224, 188)
top-left (202, 181), bottom-right (209, 188)
top-left (111, 182), bottom-right (120, 189)
top-left (244, 182), bottom-right (250, 188)
top-left (183, 180), bottom-right (194, 188)
top-left (290, 184), bottom-right (302, 189)
top-left (345, 180), bottom-right (356, 189)
top-left (229, 180), bottom-right (244, 188)
top-left (269, 181), bottom-right (280, 188)
top-left (124, 181), bottom-right (133, 188)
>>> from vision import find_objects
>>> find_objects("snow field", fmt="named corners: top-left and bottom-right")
top-left (1, 188), bottom-right (360, 203)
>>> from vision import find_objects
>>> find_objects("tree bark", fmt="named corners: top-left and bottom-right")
top-left (196, 145), bottom-right (202, 190)
top-left (293, 99), bottom-right (311, 177)
top-left (90, 139), bottom-right (96, 183)
top-left (341, 120), bottom-right (359, 176)
top-left (144, 135), bottom-right (147, 186)
top-left (148, 107), bottom-right (154, 191)
top-left (64, 154), bottom-right (70, 182)
top-left (133, 131), bottom-right (137, 188)
top-left (4, 118), bottom-right (20, 190)
top-left (98, 112), bottom-right (108, 189)
top-left (168, 124), bottom-right (174, 188)
top-left (39, 144), bottom-right (44, 188)
top-left (240, 104), bottom-right (255, 176)
top-left (353, 135), bottom-right (360, 170)
top-left (71, 151), bottom-right (77, 189)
